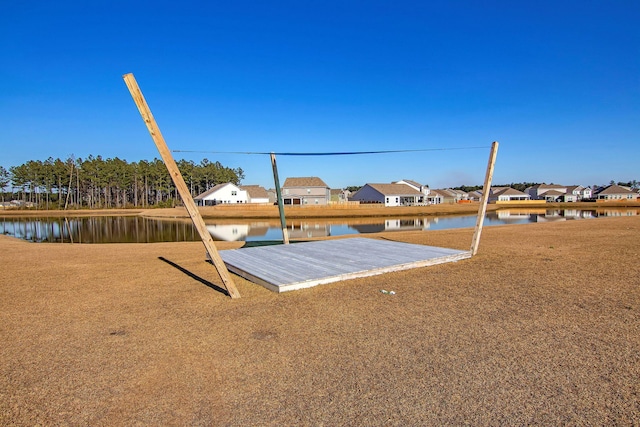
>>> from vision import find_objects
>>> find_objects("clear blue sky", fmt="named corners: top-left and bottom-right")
top-left (1, 1), bottom-right (638, 189)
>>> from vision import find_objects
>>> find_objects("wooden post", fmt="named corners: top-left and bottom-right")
top-left (470, 141), bottom-right (499, 256)
top-left (123, 73), bottom-right (241, 299)
top-left (270, 153), bottom-right (290, 244)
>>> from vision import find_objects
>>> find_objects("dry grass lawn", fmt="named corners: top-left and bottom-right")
top-left (1, 215), bottom-right (639, 425)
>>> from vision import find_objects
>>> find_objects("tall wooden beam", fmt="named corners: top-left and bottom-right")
top-left (470, 141), bottom-right (499, 256)
top-left (123, 73), bottom-right (241, 299)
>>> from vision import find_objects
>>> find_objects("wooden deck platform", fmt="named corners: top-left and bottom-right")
top-left (219, 237), bottom-right (472, 293)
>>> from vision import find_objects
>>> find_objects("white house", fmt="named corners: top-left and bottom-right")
top-left (241, 185), bottom-right (270, 204)
top-left (194, 183), bottom-right (247, 206)
top-left (595, 184), bottom-right (637, 201)
top-left (525, 184), bottom-right (568, 202)
top-left (350, 183), bottom-right (424, 207)
top-left (564, 185), bottom-right (592, 201)
top-left (488, 187), bottom-right (531, 202)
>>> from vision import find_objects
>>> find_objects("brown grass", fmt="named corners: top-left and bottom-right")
top-left (1, 215), bottom-right (639, 425)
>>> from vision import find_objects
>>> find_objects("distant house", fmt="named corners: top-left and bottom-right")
top-left (194, 183), bottom-right (247, 206)
top-left (351, 183), bottom-right (424, 207)
top-left (564, 185), bottom-right (592, 202)
top-left (446, 189), bottom-right (469, 202)
top-left (394, 180), bottom-right (436, 205)
top-left (595, 184), bottom-right (637, 201)
top-left (468, 190), bottom-right (483, 202)
top-left (282, 177), bottom-right (331, 205)
top-left (525, 184), bottom-right (568, 202)
top-left (430, 189), bottom-right (459, 204)
top-left (330, 188), bottom-right (352, 204)
top-left (526, 184), bottom-right (562, 201)
top-left (241, 185), bottom-right (270, 204)
top-left (488, 187), bottom-right (531, 203)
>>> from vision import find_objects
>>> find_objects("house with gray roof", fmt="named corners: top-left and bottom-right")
top-left (350, 183), bottom-right (424, 206)
top-left (525, 184), bottom-right (567, 202)
top-left (282, 177), bottom-right (331, 205)
top-left (564, 185), bottom-right (592, 202)
top-left (489, 187), bottom-right (531, 202)
top-left (595, 184), bottom-right (637, 201)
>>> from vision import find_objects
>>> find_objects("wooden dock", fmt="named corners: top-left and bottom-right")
top-left (219, 237), bottom-right (471, 293)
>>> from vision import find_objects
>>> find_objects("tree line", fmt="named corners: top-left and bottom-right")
top-left (0, 156), bottom-right (244, 209)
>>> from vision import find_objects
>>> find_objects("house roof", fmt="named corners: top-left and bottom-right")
top-left (240, 185), bottom-right (269, 199)
top-left (365, 183), bottom-right (423, 196)
top-left (430, 189), bottom-right (453, 198)
top-left (491, 186), bottom-right (510, 192)
top-left (492, 187), bottom-right (528, 197)
top-left (283, 177), bottom-right (329, 188)
top-left (596, 184), bottom-right (636, 195)
top-left (194, 182), bottom-right (234, 200)
top-left (543, 190), bottom-right (564, 196)
top-left (539, 184), bottom-right (566, 189)
top-left (394, 179), bottom-right (424, 189)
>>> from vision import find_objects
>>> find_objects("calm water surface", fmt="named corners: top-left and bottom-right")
top-left (1, 208), bottom-right (637, 243)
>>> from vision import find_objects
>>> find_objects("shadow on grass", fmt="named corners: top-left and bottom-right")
top-left (158, 256), bottom-right (229, 297)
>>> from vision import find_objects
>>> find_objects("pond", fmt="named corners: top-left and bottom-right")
top-left (1, 208), bottom-right (638, 244)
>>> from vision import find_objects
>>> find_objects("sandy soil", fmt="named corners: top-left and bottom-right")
top-left (1, 215), bottom-right (639, 425)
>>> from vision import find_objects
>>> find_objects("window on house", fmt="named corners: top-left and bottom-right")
top-left (231, 191), bottom-right (237, 196)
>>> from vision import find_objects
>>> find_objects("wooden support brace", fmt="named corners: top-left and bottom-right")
top-left (123, 73), bottom-right (241, 299)
top-left (470, 141), bottom-right (499, 256)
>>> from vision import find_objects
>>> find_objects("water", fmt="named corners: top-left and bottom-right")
top-left (1, 208), bottom-right (637, 243)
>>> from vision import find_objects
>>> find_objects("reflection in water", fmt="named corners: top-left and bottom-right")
top-left (1, 208), bottom-right (637, 243)
top-left (0, 216), bottom-right (199, 243)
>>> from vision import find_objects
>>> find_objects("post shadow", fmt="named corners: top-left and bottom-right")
top-left (158, 256), bottom-right (229, 296)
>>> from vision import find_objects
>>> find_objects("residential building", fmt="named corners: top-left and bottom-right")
top-left (488, 187), bottom-right (531, 203)
top-left (468, 190), bottom-right (483, 202)
top-left (565, 185), bottom-right (592, 201)
top-left (240, 185), bottom-right (270, 204)
top-left (430, 189), bottom-right (460, 204)
top-left (330, 188), bottom-right (352, 204)
top-left (595, 184), bottom-right (637, 201)
top-left (281, 177), bottom-right (331, 205)
top-left (350, 183), bottom-right (424, 206)
top-left (194, 183), bottom-right (247, 206)
top-left (525, 184), bottom-right (568, 202)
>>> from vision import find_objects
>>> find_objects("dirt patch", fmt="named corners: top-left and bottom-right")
top-left (1, 216), bottom-right (639, 425)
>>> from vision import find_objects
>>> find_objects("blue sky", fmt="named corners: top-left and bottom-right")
top-left (1, 1), bottom-right (638, 189)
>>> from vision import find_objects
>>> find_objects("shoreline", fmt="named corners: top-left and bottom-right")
top-left (1, 200), bottom-right (638, 220)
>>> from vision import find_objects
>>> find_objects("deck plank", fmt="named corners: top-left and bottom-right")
top-left (220, 237), bottom-right (471, 292)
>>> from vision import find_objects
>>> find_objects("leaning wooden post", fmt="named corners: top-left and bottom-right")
top-left (270, 152), bottom-right (290, 244)
top-left (123, 73), bottom-right (241, 299)
top-left (470, 141), bottom-right (499, 256)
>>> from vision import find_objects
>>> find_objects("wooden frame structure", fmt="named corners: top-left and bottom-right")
top-left (123, 72), bottom-right (498, 295)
